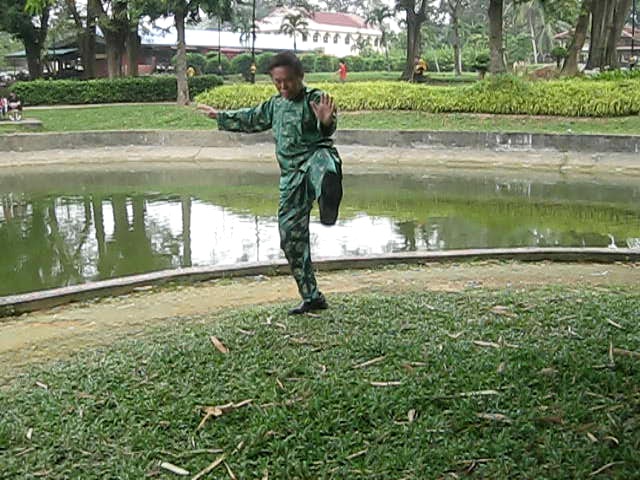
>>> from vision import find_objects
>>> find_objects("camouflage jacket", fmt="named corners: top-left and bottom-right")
top-left (216, 86), bottom-right (339, 181)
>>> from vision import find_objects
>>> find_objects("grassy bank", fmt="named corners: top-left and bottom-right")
top-left (2, 288), bottom-right (639, 478)
top-left (1, 104), bottom-right (640, 135)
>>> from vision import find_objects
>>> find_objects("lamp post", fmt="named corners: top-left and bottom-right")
top-left (251, 0), bottom-right (256, 83)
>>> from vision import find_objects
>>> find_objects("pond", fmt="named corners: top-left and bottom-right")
top-left (1, 166), bottom-right (639, 296)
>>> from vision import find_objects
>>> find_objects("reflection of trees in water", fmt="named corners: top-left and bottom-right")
top-left (0, 193), bottom-right (188, 295)
top-left (94, 194), bottom-right (180, 279)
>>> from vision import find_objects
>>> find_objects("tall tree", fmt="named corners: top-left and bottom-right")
top-left (3, 0), bottom-right (52, 79)
top-left (585, 0), bottom-right (632, 69)
top-left (279, 12), bottom-right (309, 53)
top-left (561, 0), bottom-right (591, 75)
top-left (444, 0), bottom-right (469, 75)
top-left (61, 0), bottom-right (100, 78)
top-left (396, 0), bottom-right (434, 80)
top-left (366, 5), bottom-right (395, 70)
top-left (143, 0), bottom-right (231, 105)
top-left (488, 0), bottom-right (506, 72)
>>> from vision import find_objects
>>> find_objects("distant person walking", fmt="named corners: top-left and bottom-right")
top-left (197, 52), bottom-right (343, 315)
top-left (337, 60), bottom-right (348, 82)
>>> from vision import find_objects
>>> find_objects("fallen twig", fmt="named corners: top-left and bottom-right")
top-left (191, 455), bottom-right (226, 480)
top-left (209, 336), bottom-right (229, 354)
top-left (352, 356), bottom-right (386, 369)
top-left (589, 461), bottom-right (624, 476)
top-left (612, 348), bottom-right (640, 359)
top-left (197, 400), bottom-right (252, 430)
top-left (159, 461), bottom-right (189, 476)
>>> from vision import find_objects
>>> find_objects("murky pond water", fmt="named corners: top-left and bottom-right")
top-left (1, 167), bottom-right (639, 296)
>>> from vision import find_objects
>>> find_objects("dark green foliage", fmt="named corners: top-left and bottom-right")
top-left (299, 53), bottom-right (317, 73)
top-left (204, 55), bottom-right (231, 75)
top-left (364, 54), bottom-right (387, 71)
top-left (473, 52), bottom-right (491, 73)
top-left (186, 53), bottom-right (207, 74)
top-left (255, 52), bottom-right (275, 74)
top-left (344, 55), bottom-right (366, 72)
top-left (230, 53), bottom-right (254, 79)
top-left (10, 75), bottom-right (223, 105)
top-left (592, 69), bottom-right (640, 81)
top-left (315, 54), bottom-right (338, 72)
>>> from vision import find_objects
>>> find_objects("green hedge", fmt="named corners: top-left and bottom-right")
top-left (195, 75), bottom-right (640, 117)
top-left (11, 75), bottom-right (223, 105)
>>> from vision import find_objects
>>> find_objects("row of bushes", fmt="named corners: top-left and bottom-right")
top-left (11, 75), bottom-right (223, 105)
top-left (183, 51), bottom-right (411, 77)
top-left (195, 75), bottom-right (640, 117)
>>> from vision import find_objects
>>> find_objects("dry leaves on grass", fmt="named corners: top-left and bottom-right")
top-left (352, 356), bottom-right (386, 369)
top-left (209, 336), bottom-right (229, 354)
top-left (490, 305), bottom-right (517, 318)
top-left (197, 399), bottom-right (253, 430)
top-left (476, 413), bottom-right (512, 424)
top-left (191, 455), bottom-right (226, 480)
top-left (159, 461), bottom-right (190, 476)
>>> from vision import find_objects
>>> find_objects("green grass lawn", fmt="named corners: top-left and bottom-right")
top-left (2, 288), bottom-right (639, 478)
top-left (1, 104), bottom-right (640, 135)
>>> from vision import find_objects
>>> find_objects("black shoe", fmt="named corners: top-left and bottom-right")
top-left (319, 172), bottom-right (343, 226)
top-left (288, 294), bottom-right (329, 315)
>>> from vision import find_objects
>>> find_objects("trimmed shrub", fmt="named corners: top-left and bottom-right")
top-left (315, 54), bottom-right (338, 72)
top-left (256, 52), bottom-right (275, 74)
top-left (300, 53), bottom-right (317, 73)
top-left (344, 55), bottom-right (365, 72)
top-left (195, 77), bottom-right (640, 117)
top-left (11, 75), bottom-right (223, 105)
top-left (230, 53), bottom-right (254, 79)
top-left (172, 53), bottom-right (207, 74)
top-left (204, 55), bottom-right (231, 75)
top-left (364, 55), bottom-right (387, 71)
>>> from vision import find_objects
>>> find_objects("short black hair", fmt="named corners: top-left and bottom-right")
top-left (268, 51), bottom-right (304, 77)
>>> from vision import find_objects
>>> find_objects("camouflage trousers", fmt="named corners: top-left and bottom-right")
top-left (278, 148), bottom-right (342, 302)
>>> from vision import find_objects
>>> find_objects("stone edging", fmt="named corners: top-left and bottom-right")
top-left (1, 129), bottom-right (640, 153)
top-left (1, 247), bottom-right (639, 318)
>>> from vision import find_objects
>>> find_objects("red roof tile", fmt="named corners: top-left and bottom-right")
top-left (311, 12), bottom-right (367, 29)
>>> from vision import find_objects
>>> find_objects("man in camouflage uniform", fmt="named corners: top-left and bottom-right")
top-left (198, 52), bottom-right (343, 315)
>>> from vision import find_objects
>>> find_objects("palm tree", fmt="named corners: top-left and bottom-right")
top-left (280, 13), bottom-right (309, 53)
top-left (365, 5), bottom-right (395, 70)
top-left (235, 17), bottom-right (254, 51)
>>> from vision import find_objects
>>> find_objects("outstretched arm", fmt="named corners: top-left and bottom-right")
top-left (196, 104), bottom-right (218, 119)
top-left (197, 100), bottom-right (273, 133)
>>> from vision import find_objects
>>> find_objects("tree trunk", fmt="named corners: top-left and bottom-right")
top-left (104, 30), bottom-right (125, 78)
top-left (175, 8), bottom-right (190, 105)
top-left (450, 2), bottom-right (462, 76)
top-left (604, 0), bottom-right (633, 68)
top-left (25, 40), bottom-right (44, 80)
top-left (562, 0), bottom-right (592, 75)
top-left (587, 0), bottom-right (614, 69)
top-left (488, 0), bottom-right (506, 73)
top-left (528, 8), bottom-right (538, 63)
top-left (400, 0), bottom-right (427, 81)
top-left (126, 29), bottom-right (139, 76)
top-left (402, 16), bottom-right (421, 80)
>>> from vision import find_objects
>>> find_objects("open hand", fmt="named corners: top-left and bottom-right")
top-left (310, 94), bottom-right (336, 126)
top-left (196, 103), bottom-right (218, 119)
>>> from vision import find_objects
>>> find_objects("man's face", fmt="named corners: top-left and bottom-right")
top-left (270, 66), bottom-right (303, 100)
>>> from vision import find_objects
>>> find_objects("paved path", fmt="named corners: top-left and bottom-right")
top-left (3, 144), bottom-right (640, 177)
